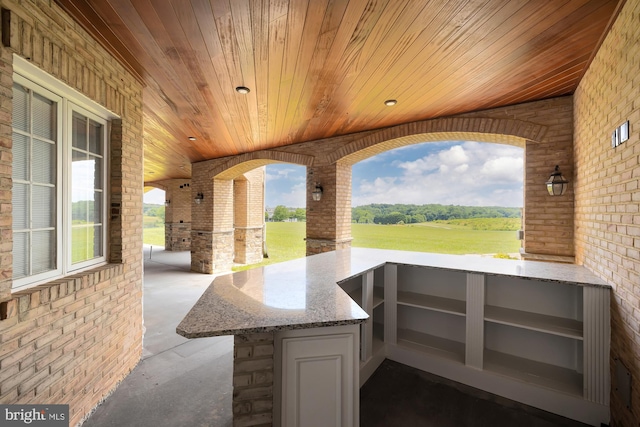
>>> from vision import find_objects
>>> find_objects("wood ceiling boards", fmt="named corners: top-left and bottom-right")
top-left (54, 0), bottom-right (620, 182)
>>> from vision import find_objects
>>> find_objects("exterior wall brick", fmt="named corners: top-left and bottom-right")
top-left (233, 333), bottom-right (274, 427)
top-left (190, 165), bottom-right (265, 272)
top-left (152, 179), bottom-right (192, 251)
top-left (574, 0), bottom-right (640, 425)
top-left (0, 1), bottom-right (143, 425)
top-left (306, 163), bottom-right (353, 255)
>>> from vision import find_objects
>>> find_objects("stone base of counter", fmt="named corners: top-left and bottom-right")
top-left (233, 333), bottom-right (275, 427)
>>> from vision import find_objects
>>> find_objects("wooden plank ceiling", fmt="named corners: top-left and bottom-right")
top-left (55, 0), bottom-right (620, 183)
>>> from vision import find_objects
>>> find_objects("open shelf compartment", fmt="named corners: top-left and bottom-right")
top-left (397, 328), bottom-right (465, 364)
top-left (485, 305), bottom-right (583, 339)
top-left (397, 291), bottom-right (465, 316)
top-left (484, 349), bottom-right (583, 397)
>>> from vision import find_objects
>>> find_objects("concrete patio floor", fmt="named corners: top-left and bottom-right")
top-left (84, 246), bottom-right (234, 427)
top-left (83, 246), bottom-right (589, 427)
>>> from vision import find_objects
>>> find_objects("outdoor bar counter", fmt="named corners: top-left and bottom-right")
top-left (177, 248), bottom-right (611, 427)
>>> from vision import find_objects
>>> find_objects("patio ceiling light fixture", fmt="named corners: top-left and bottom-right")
top-left (236, 86), bottom-right (250, 94)
top-left (312, 183), bottom-right (323, 201)
top-left (546, 165), bottom-right (569, 196)
top-left (384, 99), bottom-right (397, 106)
top-left (195, 192), bottom-right (204, 204)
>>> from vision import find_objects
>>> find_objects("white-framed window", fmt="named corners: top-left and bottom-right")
top-left (12, 56), bottom-right (116, 290)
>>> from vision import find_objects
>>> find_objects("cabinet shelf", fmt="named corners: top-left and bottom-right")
top-left (484, 349), bottom-right (583, 397)
top-left (485, 305), bottom-right (583, 340)
top-left (373, 322), bottom-right (384, 354)
top-left (373, 287), bottom-right (384, 309)
top-left (397, 328), bottom-right (465, 364)
top-left (397, 291), bottom-right (465, 316)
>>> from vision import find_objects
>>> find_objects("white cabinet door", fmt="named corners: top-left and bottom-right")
top-left (276, 325), bottom-right (359, 427)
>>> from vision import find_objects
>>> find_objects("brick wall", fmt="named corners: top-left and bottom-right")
top-left (0, 1), bottom-right (143, 425)
top-left (574, 0), bottom-right (640, 425)
top-left (233, 333), bottom-right (274, 427)
top-left (156, 179), bottom-right (191, 251)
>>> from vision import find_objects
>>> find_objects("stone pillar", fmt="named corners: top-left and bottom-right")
top-left (234, 168), bottom-right (265, 265)
top-left (306, 162), bottom-right (352, 255)
top-left (191, 165), bottom-right (235, 273)
top-left (164, 179), bottom-right (192, 251)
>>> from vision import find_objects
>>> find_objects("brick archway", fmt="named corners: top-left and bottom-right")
top-left (189, 96), bottom-right (575, 267)
top-left (328, 118), bottom-right (543, 166)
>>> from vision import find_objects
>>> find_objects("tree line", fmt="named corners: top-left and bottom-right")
top-left (352, 203), bottom-right (521, 225)
top-left (265, 203), bottom-right (520, 224)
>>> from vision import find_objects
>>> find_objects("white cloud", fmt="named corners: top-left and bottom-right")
top-left (265, 166), bottom-right (305, 182)
top-left (144, 188), bottom-right (166, 204)
top-left (353, 141), bottom-right (523, 207)
top-left (272, 182), bottom-right (306, 208)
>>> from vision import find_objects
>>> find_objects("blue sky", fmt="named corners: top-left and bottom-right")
top-left (265, 141), bottom-right (524, 208)
top-left (145, 141), bottom-right (524, 208)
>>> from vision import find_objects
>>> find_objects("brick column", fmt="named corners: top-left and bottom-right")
top-left (163, 179), bottom-right (191, 251)
top-left (191, 163), bottom-right (235, 273)
top-left (521, 98), bottom-right (575, 260)
top-left (306, 163), bottom-right (352, 255)
top-left (234, 168), bottom-right (265, 265)
top-left (233, 333), bottom-right (274, 427)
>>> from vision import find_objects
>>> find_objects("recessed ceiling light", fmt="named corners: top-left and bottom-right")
top-left (188, 136), bottom-right (196, 141)
top-left (384, 99), bottom-right (397, 106)
top-left (236, 86), bottom-right (250, 94)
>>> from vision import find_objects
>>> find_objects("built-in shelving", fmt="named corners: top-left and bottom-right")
top-left (373, 287), bottom-right (384, 309)
top-left (397, 328), bottom-right (465, 364)
top-left (484, 305), bottom-right (583, 340)
top-left (340, 260), bottom-right (609, 426)
top-left (484, 349), bottom-right (583, 396)
top-left (397, 291), bottom-right (465, 316)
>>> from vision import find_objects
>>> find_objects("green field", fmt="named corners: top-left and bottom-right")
top-left (143, 226), bottom-right (165, 246)
top-left (143, 218), bottom-right (521, 271)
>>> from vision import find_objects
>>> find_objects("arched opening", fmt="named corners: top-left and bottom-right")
top-left (259, 163), bottom-right (307, 269)
top-left (346, 138), bottom-right (525, 257)
top-left (143, 186), bottom-right (167, 247)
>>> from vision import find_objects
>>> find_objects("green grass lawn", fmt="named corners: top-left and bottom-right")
top-left (143, 225), bottom-right (165, 246)
top-left (351, 223), bottom-right (520, 255)
top-left (143, 219), bottom-right (521, 271)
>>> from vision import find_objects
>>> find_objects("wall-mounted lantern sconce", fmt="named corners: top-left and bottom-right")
top-left (545, 165), bottom-right (569, 196)
top-left (312, 183), bottom-right (323, 201)
top-left (165, 200), bottom-right (171, 207)
top-left (195, 193), bottom-right (204, 204)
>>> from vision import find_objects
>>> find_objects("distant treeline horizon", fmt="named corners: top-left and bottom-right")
top-left (352, 203), bottom-right (521, 224)
top-left (145, 201), bottom-right (521, 225)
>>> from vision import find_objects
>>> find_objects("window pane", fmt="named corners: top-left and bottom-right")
top-left (93, 225), bottom-right (103, 258)
top-left (12, 232), bottom-right (29, 279)
top-left (12, 182), bottom-right (28, 230)
top-left (12, 84), bottom-right (29, 132)
top-left (72, 112), bottom-right (86, 150)
top-left (12, 133), bottom-right (29, 181)
top-left (88, 119), bottom-right (102, 155)
top-left (71, 225), bottom-right (89, 264)
top-left (32, 230), bottom-right (56, 274)
top-left (32, 92), bottom-right (56, 140)
top-left (33, 138), bottom-right (56, 184)
top-left (90, 191), bottom-right (103, 223)
top-left (32, 185), bottom-right (55, 229)
top-left (91, 155), bottom-right (102, 190)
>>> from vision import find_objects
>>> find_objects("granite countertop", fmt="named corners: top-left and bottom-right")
top-left (176, 248), bottom-right (610, 339)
